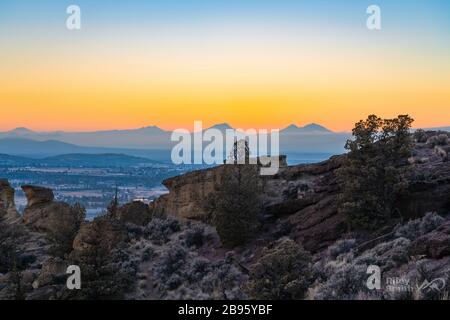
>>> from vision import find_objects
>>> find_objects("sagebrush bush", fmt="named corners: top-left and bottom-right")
top-left (183, 225), bottom-right (206, 248)
top-left (312, 237), bottom-right (411, 300)
top-left (247, 238), bottom-right (312, 300)
top-left (311, 213), bottom-right (450, 301)
top-left (144, 217), bottom-right (180, 244)
top-left (156, 244), bottom-right (187, 278)
top-left (153, 239), bottom-right (246, 299)
top-left (327, 239), bottom-right (357, 260)
top-left (394, 212), bottom-right (445, 240)
top-left (427, 134), bottom-right (449, 147)
top-left (354, 237), bottom-right (411, 270)
top-left (186, 257), bottom-right (211, 282)
top-left (313, 263), bottom-right (375, 300)
top-left (141, 246), bottom-right (154, 262)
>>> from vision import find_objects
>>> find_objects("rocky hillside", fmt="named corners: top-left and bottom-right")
top-left (153, 130), bottom-right (450, 252)
top-left (1, 131), bottom-right (449, 300)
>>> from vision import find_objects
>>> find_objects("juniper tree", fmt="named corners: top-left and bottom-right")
top-left (337, 115), bottom-right (414, 230)
top-left (247, 238), bottom-right (312, 300)
top-left (206, 165), bottom-right (262, 247)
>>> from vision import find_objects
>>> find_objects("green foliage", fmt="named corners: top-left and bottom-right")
top-left (0, 219), bottom-right (28, 300)
top-left (0, 219), bottom-right (27, 273)
top-left (207, 165), bottom-right (261, 248)
top-left (337, 114), bottom-right (414, 230)
top-left (66, 246), bottom-right (135, 300)
top-left (0, 223), bottom-right (18, 274)
top-left (247, 238), bottom-right (312, 300)
top-left (65, 220), bottom-right (135, 300)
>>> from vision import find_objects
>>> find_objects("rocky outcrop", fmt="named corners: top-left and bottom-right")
top-left (409, 220), bottom-right (450, 259)
top-left (150, 155), bottom-right (347, 251)
top-left (0, 179), bottom-right (16, 210)
top-left (267, 156), bottom-right (347, 252)
top-left (151, 137), bottom-right (450, 252)
top-left (401, 142), bottom-right (450, 218)
top-left (73, 217), bottom-right (128, 254)
top-left (0, 179), bottom-right (21, 223)
top-left (21, 185), bottom-right (85, 254)
top-left (151, 164), bottom-right (260, 220)
top-left (271, 142), bottom-right (449, 252)
top-left (21, 185), bottom-right (54, 207)
top-left (109, 201), bottom-right (152, 226)
top-left (150, 160), bottom-right (308, 220)
top-left (32, 257), bottom-right (67, 289)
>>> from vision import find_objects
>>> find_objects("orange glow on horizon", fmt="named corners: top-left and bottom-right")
top-left (1, 23), bottom-right (450, 132)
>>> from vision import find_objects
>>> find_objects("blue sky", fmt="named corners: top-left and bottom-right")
top-left (1, 1), bottom-right (449, 30)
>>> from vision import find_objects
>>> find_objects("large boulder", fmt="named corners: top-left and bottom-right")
top-left (151, 164), bottom-right (282, 220)
top-left (21, 185), bottom-right (54, 207)
top-left (109, 201), bottom-right (152, 226)
top-left (21, 185), bottom-right (85, 254)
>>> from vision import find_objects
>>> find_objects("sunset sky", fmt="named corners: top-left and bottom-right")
top-left (1, 0), bottom-right (450, 132)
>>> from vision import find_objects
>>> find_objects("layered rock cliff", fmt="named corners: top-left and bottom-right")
top-left (151, 134), bottom-right (450, 252)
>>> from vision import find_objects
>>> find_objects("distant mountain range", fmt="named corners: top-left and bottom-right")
top-left (0, 153), bottom-right (159, 168)
top-left (0, 138), bottom-right (171, 161)
top-left (0, 123), bottom-right (447, 161)
top-left (281, 123), bottom-right (331, 134)
top-left (0, 123), bottom-right (334, 149)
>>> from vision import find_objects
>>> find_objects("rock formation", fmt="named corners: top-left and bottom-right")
top-left (0, 179), bottom-right (21, 223)
top-left (409, 220), bottom-right (450, 259)
top-left (150, 155), bottom-right (347, 251)
top-left (21, 185), bottom-right (85, 255)
top-left (151, 165), bottom-right (239, 219)
top-left (72, 217), bottom-right (128, 254)
top-left (151, 137), bottom-right (450, 252)
top-left (108, 201), bottom-right (152, 226)
top-left (21, 185), bottom-right (54, 207)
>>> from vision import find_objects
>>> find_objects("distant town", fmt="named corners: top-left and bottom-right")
top-left (0, 154), bottom-right (209, 220)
